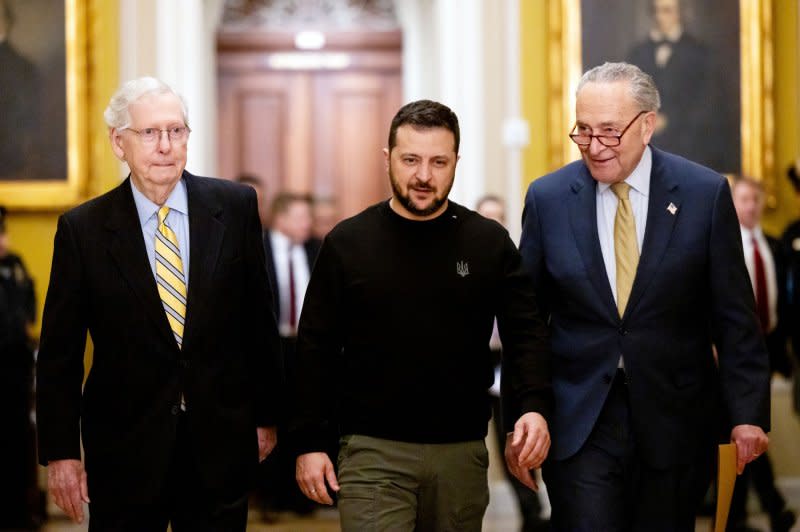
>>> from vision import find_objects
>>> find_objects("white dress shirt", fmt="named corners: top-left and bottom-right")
top-left (741, 225), bottom-right (778, 333)
top-left (270, 230), bottom-right (311, 336)
top-left (596, 146), bottom-right (652, 368)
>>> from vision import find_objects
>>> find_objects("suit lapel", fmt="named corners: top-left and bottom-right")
top-left (568, 166), bottom-right (618, 319)
top-left (105, 179), bottom-right (178, 350)
top-left (624, 148), bottom-right (680, 319)
top-left (182, 173), bottom-right (225, 351)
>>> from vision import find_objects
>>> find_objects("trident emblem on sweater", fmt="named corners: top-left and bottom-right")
top-left (456, 261), bottom-right (470, 277)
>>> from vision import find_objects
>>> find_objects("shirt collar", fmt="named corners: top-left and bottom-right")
top-left (741, 225), bottom-right (763, 240)
top-left (270, 229), bottom-right (292, 250)
top-left (597, 145), bottom-right (652, 197)
top-left (130, 177), bottom-right (188, 225)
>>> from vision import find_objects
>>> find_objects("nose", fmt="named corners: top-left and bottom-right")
top-left (157, 130), bottom-right (172, 152)
top-left (588, 136), bottom-right (607, 155)
top-left (416, 162), bottom-right (433, 183)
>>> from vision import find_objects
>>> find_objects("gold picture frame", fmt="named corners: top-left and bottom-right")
top-left (549, 0), bottom-right (775, 202)
top-left (0, 0), bottom-right (88, 210)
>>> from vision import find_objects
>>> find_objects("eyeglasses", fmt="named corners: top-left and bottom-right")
top-left (568, 111), bottom-right (647, 147)
top-left (123, 126), bottom-right (191, 144)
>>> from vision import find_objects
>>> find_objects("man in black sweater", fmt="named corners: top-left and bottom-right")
top-left (289, 100), bottom-right (552, 531)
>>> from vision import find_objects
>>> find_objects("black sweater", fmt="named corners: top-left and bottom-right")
top-left (289, 200), bottom-right (551, 455)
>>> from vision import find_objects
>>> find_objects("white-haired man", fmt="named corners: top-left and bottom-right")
top-left (36, 77), bottom-right (283, 530)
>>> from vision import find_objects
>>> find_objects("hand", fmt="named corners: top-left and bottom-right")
top-left (296, 452), bottom-right (339, 505)
top-left (257, 426), bottom-right (277, 462)
top-left (731, 424), bottom-right (769, 475)
top-left (48, 459), bottom-right (90, 524)
top-left (504, 412), bottom-right (550, 490)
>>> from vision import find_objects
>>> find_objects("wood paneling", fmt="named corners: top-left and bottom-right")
top-left (217, 30), bottom-right (401, 221)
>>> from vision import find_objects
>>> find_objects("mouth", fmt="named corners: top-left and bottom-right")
top-left (590, 156), bottom-right (615, 165)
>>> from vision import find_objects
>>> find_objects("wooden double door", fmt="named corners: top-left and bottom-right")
top-left (217, 32), bottom-right (402, 220)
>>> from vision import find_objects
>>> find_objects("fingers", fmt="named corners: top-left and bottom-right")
top-left (324, 462), bottom-right (340, 493)
top-left (514, 466), bottom-right (539, 492)
top-left (48, 461), bottom-right (88, 524)
top-left (514, 424), bottom-right (550, 468)
top-left (730, 424), bottom-right (769, 475)
top-left (296, 453), bottom-right (336, 506)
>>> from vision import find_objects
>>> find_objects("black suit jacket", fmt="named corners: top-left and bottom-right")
top-left (519, 147), bottom-right (770, 468)
top-left (36, 172), bottom-right (282, 508)
top-left (263, 231), bottom-right (321, 327)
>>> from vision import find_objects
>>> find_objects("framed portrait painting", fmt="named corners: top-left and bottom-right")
top-left (0, 0), bottom-right (88, 209)
top-left (549, 0), bottom-right (773, 196)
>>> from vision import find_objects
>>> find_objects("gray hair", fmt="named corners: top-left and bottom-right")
top-left (103, 77), bottom-right (189, 129)
top-left (577, 62), bottom-right (661, 112)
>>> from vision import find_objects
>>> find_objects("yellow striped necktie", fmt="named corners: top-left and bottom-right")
top-left (611, 182), bottom-right (639, 317)
top-left (155, 206), bottom-right (187, 348)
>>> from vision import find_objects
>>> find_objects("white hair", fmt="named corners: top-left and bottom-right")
top-left (103, 77), bottom-right (189, 129)
top-left (577, 62), bottom-right (661, 112)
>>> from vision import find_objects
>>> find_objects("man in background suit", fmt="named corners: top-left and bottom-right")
top-left (261, 192), bottom-right (321, 515)
top-left (516, 62), bottom-right (770, 529)
top-left (728, 175), bottom-right (796, 532)
top-left (36, 77), bottom-right (283, 531)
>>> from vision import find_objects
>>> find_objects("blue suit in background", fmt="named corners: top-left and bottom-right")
top-left (519, 146), bottom-right (770, 529)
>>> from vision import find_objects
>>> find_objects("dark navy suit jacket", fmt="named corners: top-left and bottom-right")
top-left (519, 147), bottom-right (770, 468)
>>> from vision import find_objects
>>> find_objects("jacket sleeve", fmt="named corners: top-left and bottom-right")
top-left (242, 188), bottom-right (284, 427)
top-left (709, 179), bottom-right (771, 431)
top-left (36, 215), bottom-right (88, 464)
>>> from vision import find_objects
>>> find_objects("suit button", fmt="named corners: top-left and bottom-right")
top-left (178, 359), bottom-right (190, 368)
top-left (603, 374), bottom-right (613, 384)
top-left (171, 405), bottom-right (180, 415)
top-left (618, 327), bottom-right (627, 336)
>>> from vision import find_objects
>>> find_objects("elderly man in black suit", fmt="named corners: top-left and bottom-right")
top-left (36, 77), bottom-right (283, 531)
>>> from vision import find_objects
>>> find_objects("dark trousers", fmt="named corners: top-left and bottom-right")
top-left (490, 394), bottom-right (545, 531)
top-left (88, 413), bottom-right (248, 532)
top-left (729, 452), bottom-right (787, 524)
top-left (543, 370), bottom-right (713, 531)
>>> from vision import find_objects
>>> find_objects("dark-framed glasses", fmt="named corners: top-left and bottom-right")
top-left (124, 126), bottom-right (191, 144)
top-left (569, 110), bottom-right (647, 147)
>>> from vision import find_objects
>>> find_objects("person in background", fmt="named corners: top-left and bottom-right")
top-left (519, 62), bottom-right (770, 529)
top-left (36, 77), bottom-right (283, 530)
top-left (261, 192), bottom-right (321, 516)
top-left (727, 175), bottom-right (795, 532)
top-left (312, 196), bottom-right (339, 240)
top-left (0, 206), bottom-right (40, 530)
top-left (289, 99), bottom-right (551, 532)
top-left (476, 194), bottom-right (549, 532)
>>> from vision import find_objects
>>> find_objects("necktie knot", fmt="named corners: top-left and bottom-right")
top-left (611, 182), bottom-right (631, 201)
top-left (158, 205), bottom-right (170, 226)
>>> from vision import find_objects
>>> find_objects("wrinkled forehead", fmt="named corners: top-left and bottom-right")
top-left (575, 81), bottom-right (638, 123)
top-left (128, 92), bottom-right (185, 124)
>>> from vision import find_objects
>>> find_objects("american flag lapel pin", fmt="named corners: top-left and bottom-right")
top-left (667, 202), bottom-right (677, 215)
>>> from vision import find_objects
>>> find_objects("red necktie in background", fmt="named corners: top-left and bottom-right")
top-left (752, 236), bottom-right (770, 333)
